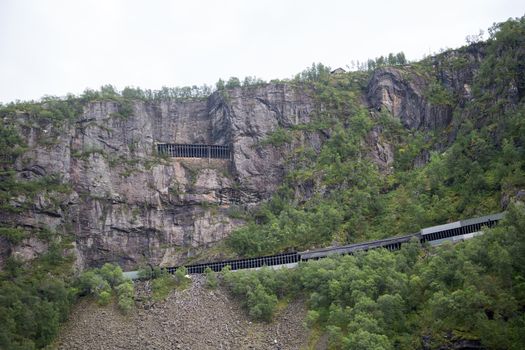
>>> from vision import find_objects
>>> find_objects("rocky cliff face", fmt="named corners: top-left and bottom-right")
top-left (366, 44), bottom-right (485, 132)
top-left (365, 44), bottom-right (486, 169)
top-left (4, 84), bottom-right (318, 269)
top-left (367, 67), bottom-right (454, 130)
top-left (2, 47), bottom-right (488, 270)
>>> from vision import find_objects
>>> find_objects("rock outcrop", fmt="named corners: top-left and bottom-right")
top-left (4, 84), bottom-right (317, 269)
top-left (367, 44), bottom-right (485, 131)
top-left (367, 66), bottom-right (454, 130)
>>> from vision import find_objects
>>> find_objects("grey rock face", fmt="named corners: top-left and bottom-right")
top-left (3, 50), bottom-right (487, 270)
top-left (5, 84), bottom-right (317, 270)
top-left (367, 45), bottom-right (485, 133)
top-left (366, 125), bottom-right (395, 172)
top-left (367, 67), bottom-right (453, 130)
top-left (209, 84), bottom-right (316, 194)
top-left (365, 46), bottom-right (487, 169)
top-left (431, 43), bottom-right (485, 104)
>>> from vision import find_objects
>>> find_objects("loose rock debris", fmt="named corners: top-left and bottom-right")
top-left (55, 275), bottom-right (310, 350)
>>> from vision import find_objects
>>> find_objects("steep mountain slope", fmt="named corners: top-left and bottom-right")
top-left (1, 84), bottom-right (319, 269)
top-left (0, 15), bottom-right (524, 350)
top-left (4, 31), bottom-right (520, 269)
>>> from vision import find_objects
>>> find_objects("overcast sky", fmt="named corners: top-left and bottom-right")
top-left (0, 0), bottom-right (522, 103)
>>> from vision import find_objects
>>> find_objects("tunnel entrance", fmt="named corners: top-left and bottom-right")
top-left (156, 143), bottom-right (231, 160)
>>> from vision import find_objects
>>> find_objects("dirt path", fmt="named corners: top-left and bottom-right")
top-left (55, 275), bottom-right (310, 350)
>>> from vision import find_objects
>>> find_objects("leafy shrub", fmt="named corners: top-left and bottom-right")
top-left (99, 263), bottom-right (125, 287)
top-left (425, 81), bottom-right (455, 106)
top-left (151, 273), bottom-right (177, 301)
top-left (246, 283), bottom-right (278, 322)
top-left (147, 267), bottom-right (191, 301)
top-left (261, 128), bottom-right (292, 147)
top-left (77, 270), bottom-right (110, 297)
top-left (76, 264), bottom-right (133, 311)
top-left (222, 267), bottom-right (284, 322)
top-left (115, 280), bottom-right (134, 314)
top-left (204, 267), bottom-right (218, 289)
top-left (118, 100), bottom-right (134, 118)
top-left (174, 266), bottom-right (190, 288)
top-left (97, 290), bottom-right (112, 306)
top-left (117, 295), bottom-right (134, 314)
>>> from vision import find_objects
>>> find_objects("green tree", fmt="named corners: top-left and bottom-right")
top-left (225, 77), bottom-right (241, 89)
top-left (246, 283), bottom-right (278, 322)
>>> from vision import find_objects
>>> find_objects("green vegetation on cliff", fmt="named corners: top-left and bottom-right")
top-left (222, 16), bottom-right (525, 349)
top-left (227, 16), bottom-right (525, 257)
top-left (0, 118), bottom-right (78, 349)
top-left (77, 263), bottom-right (134, 312)
top-left (224, 204), bottom-right (525, 349)
top-left (0, 246), bottom-right (76, 349)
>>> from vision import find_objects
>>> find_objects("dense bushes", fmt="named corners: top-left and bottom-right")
top-left (224, 204), bottom-right (525, 349)
top-left (0, 250), bottom-right (76, 350)
top-left (77, 263), bottom-right (134, 313)
top-left (139, 266), bottom-right (191, 301)
top-left (0, 277), bottom-right (73, 349)
top-left (222, 266), bottom-right (298, 322)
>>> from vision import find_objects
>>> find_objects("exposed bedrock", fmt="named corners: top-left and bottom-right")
top-left (4, 84), bottom-right (320, 269)
top-left (367, 67), bottom-right (454, 130)
top-left (3, 47), bottom-right (488, 269)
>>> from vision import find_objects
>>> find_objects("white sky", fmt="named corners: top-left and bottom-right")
top-left (0, 0), bottom-right (522, 103)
